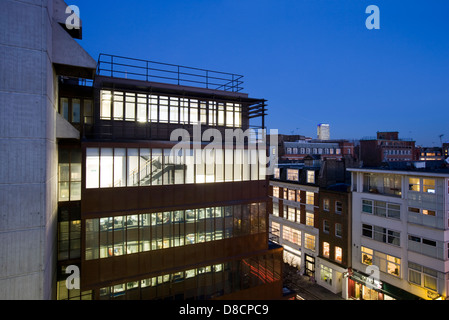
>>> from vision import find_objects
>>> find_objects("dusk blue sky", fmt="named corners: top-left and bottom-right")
top-left (72, 0), bottom-right (449, 146)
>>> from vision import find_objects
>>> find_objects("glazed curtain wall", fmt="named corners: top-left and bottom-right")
top-left (97, 253), bottom-right (281, 300)
top-left (85, 203), bottom-right (266, 261)
top-left (100, 90), bottom-right (242, 127)
top-left (85, 147), bottom-right (266, 189)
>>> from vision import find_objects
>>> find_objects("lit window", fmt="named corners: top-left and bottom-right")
top-left (283, 226), bottom-right (301, 245)
top-left (306, 192), bottom-right (314, 205)
top-left (137, 94), bottom-right (147, 123)
top-left (361, 246), bottom-right (373, 265)
top-left (272, 186), bottom-right (279, 198)
top-left (409, 178), bottom-right (420, 192)
top-left (86, 148), bottom-right (100, 189)
top-left (306, 212), bottom-right (314, 227)
top-left (125, 93), bottom-right (136, 121)
top-left (272, 203), bottom-right (279, 217)
top-left (335, 247), bottom-right (342, 263)
top-left (100, 148), bottom-right (113, 188)
top-left (217, 102), bottom-right (224, 126)
top-left (100, 90), bottom-right (112, 120)
top-left (323, 242), bottom-right (330, 257)
top-left (307, 170), bottom-right (315, 183)
top-left (321, 265), bottom-right (332, 285)
top-left (288, 207), bottom-right (296, 222)
top-left (387, 255), bottom-right (401, 277)
top-left (199, 101), bottom-right (207, 124)
top-left (271, 222), bottom-right (280, 238)
top-left (113, 91), bottom-right (124, 120)
top-left (287, 169), bottom-right (299, 181)
top-left (159, 96), bottom-right (168, 123)
top-left (288, 189), bottom-right (296, 201)
top-left (225, 103), bottom-right (234, 127)
top-left (304, 234), bottom-right (315, 251)
top-left (422, 209), bottom-right (436, 216)
top-left (423, 179), bottom-right (435, 193)
top-left (274, 168), bottom-right (280, 179)
top-left (149, 95), bottom-right (158, 122)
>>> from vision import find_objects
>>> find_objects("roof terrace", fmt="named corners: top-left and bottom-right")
top-left (96, 53), bottom-right (244, 93)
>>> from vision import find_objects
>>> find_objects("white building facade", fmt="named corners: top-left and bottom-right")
top-left (348, 167), bottom-right (449, 300)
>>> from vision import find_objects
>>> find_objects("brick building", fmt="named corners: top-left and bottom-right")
top-left (360, 132), bottom-right (416, 167)
top-left (269, 156), bottom-right (353, 296)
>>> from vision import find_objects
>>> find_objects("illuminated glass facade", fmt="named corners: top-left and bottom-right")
top-left (85, 146), bottom-right (266, 189)
top-left (98, 254), bottom-right (281, 300)
top-left (100, 90), bottom-right (242, 127)
top-left (54, 54), bottom-right (282, 301)
top-left (85, 203), bottom-right (266, 261)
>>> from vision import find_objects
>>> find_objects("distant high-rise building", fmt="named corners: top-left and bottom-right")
top-left (318, 124), bottom-right (330, 140)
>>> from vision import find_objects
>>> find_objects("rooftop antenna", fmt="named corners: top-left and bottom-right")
top-left (439, 134), bottom-right (444, 145)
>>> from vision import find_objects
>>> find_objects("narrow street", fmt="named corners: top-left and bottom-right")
top-left (283, 264), bottom-right (344, 300)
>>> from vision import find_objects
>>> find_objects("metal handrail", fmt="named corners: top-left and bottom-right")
top-left (97, 53), bottom-right (244, 92)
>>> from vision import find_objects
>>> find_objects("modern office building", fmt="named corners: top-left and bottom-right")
top-left (347, 162), bottom-right (449, 300)
top-left (2, 0), bottom-right (284, 300)
top-left (317, 124), bottom-right (330, 141)
top-left (68, 54), bottom-right (283, 300)
top-left (269, 156), bottom-right (353, 296)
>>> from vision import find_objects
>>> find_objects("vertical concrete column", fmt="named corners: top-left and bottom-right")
top-left (0, 0), bottom-right (58, 300)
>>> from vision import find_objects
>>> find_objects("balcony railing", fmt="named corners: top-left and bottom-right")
top-left (96, 53), bottom-right (244, 92)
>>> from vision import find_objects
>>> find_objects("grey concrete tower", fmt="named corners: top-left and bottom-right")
top-left (0, 0), bottom-right (95, 299)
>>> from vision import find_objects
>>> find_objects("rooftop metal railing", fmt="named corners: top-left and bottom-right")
top-left (96, 53), bottom-right (244, 93)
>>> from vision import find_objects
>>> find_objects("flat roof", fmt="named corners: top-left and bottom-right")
top-left (348, 166), bottom-right (449, 177)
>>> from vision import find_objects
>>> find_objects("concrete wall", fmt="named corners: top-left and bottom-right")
top-left (0, 0), bottom-right (58, 300)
